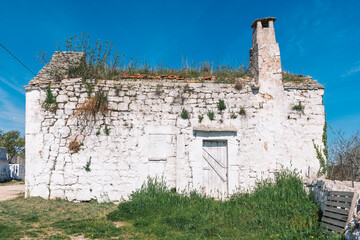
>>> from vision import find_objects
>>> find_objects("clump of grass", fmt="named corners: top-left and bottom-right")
top-left (74, 90), bottom-right (109, 123)
top-left (180, 108), bottom-right (189, 119)
top-left (292, 102), bottom-right (304, 113)
top-left (207, 110), bottom-right (215, 121)
top-left (107, 170), bottom-right (331, 239)
top-left (217, 99), bottom-right (226, 111)
top-left (68, 140), bottom-right (81, 153)
top-left (282, 71), bottom-right (305, 83)
top-left (42, 85), bottom-right (58, 112)
top-left (230, 113), bottom-right (237, 119)
top-left (239, 106), bottom-right (246, 116)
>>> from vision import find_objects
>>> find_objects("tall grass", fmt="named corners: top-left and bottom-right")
top-left (108, 171), bottom-right (341, 239)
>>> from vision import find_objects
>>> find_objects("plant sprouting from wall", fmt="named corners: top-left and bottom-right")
top-left (198, 115), bottom-right (204, 123)
top-left (42, 85), bottom-right (58, 112)
top-left (84, 157), bottom-right (92, 172)
top-left (104, 124), bottom-right (110, 136)
top-left (180, 108), bottom-right (189, 119)
top-left (207, 110), bottom-right (215, 121)
top-left (69, 140), bottom-right (81, 153)
top-left (74, 90), bottom-right (109, 123)
top-left (217, 99), bottom-right (226, 111)
top-left (239, 106), bottom-right (246, 116)
top-left (292, 102), bottom-right (304, 113)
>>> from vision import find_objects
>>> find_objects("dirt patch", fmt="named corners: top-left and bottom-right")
top-left (0, 181), bottom-right (25, 201)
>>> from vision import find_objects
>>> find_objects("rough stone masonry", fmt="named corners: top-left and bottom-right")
top-left (25, 17), bottom-right (326, 202)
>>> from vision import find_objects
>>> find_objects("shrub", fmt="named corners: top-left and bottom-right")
top-left (180, 108), bottom-right (189, 119)
top-left (207, 110), bottom-right (215, 121)
top-left (217, 99), bottom-right (226, 111)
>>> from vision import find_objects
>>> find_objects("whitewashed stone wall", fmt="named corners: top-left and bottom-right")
top-left (25, 77), bottom-right (325, 201)
top-left (0, 147), bottom-right (10, 182)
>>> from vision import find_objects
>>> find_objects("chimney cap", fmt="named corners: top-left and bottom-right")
top-left (251, 17), bottom-right (277, 28)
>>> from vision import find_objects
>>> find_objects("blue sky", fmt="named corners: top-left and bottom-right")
top-left (0, 0), bottom-right (359, 140)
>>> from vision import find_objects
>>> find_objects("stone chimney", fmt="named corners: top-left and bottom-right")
top-left (248, 17), bottom-right (283, 95)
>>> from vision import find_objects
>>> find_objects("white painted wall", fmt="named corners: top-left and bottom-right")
top-left (25, 79), bottom-right (325, 201)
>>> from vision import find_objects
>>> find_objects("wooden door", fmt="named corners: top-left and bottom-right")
top-left (202, 140), bottom-right (228, 199)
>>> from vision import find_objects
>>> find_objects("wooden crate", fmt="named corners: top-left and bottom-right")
top-left (321, 191), bottom-right (358, 233)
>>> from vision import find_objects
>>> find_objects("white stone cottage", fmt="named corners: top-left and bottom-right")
top-left (25, 17), bottom-right (326, 201)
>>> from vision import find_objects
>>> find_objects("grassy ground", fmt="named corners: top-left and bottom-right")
top-left (0, 171), bottom-right (344, 239)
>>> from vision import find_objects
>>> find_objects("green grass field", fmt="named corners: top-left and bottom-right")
top-left (0, 170), bottom-right (344, 239)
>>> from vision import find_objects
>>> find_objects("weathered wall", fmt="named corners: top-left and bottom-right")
top-left (25, 77), bottom-right (325, 201)
top-left (0, 147), bottom-right (10, 183)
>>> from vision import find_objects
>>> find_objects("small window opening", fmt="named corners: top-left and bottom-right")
top-left (262, 21), bottom-right (269, 28)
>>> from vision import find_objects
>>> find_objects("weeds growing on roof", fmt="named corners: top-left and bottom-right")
top-left (37, 33), bottom-right (251, 83)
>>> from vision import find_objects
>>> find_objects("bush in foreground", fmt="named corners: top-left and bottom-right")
top-left (108, 170), bottom-right (342, 239)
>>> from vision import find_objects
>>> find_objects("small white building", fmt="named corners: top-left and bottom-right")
top-left (25, 17), bottom-right (326, 201)
top-left (0, 147), bottom-right (10, 182)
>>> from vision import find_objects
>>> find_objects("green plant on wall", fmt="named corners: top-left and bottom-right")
top-left (313, 120), bottom-right (329, 176)
top-left (42, 85), bottom-right (58, 112)
top-left (198, 115), bottom-right (204, 123)
top-left (104, 124), bottom-right (110, 136)
top-left (239, 106), bottom-right (246, 116)
top-left (207, 110), bottom-right (215, 121)
top-left (217, 99), bottom-right (226, 111)
top-left (84, 157), bottom-right (92, 172)
top-left (180, 108), bottom-right (189, 119)
top-left (292, 102), bottom-right (304, 113)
